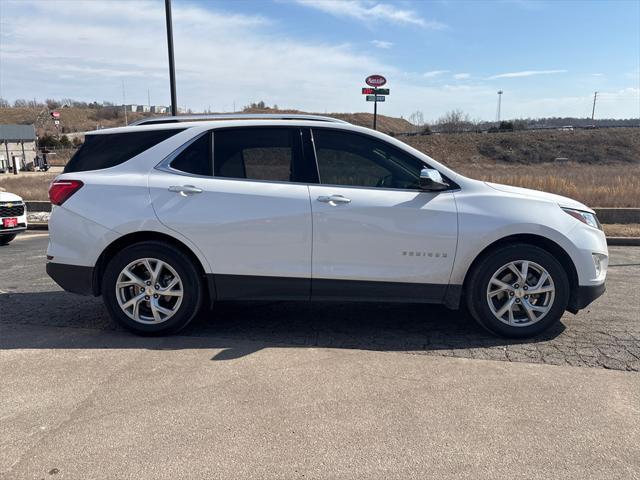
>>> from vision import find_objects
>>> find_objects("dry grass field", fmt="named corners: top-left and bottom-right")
top-left (0, 127), bottom-right (638, 208)
top-left (0, 172), bottom-right (57, 200)
top-left (604, 224), bottom-right (640, 237)
top-left (456, 163), bottom-right (640, 208)
top-left (0, 163), bottom-right (637, 208)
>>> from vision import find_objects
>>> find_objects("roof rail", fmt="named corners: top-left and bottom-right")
top-left (130, 113), bottom-right (349, 126)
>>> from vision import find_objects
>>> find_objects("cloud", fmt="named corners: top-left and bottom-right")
top-left (371, 40), bottom-right (393, 49)
top-left (0, 0), bottom-right (393, 113)
top-left (1, 1), bottom-right (636, 121)
top-left (453, 73), bottom-right (470, 80)
top-left (488, 69), bottom-right (567, 79)
top-left (293, 0), bottom-right (447, 29)
top-left (591, 73), bottom-right (604, 77)
top-left (423, 70), bottom-right (449, 78)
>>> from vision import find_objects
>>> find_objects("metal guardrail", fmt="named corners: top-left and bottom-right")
top-left (23, 201), bottom-right (640, 224)
top-left (130, 113), bottom-right (350, 126)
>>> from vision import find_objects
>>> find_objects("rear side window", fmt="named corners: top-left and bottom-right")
top-left (213, 127), bottom-right (295, 182)
top-left (64, 129), bottom-right (183, 173)
top-left (170, 133), bottom-right (212, 176)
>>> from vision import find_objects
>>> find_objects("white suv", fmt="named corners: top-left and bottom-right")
top-left (0, 190), bottom-right (27, 245)
top-left (46, 114), bottom-right (608, 337)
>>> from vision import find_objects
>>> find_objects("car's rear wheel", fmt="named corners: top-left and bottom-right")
top-left (0, 234), bottom-right (17, 246)
top-left (466, 244), bottom-right (569, 338)
top-left (102, 242), bottom-right (203, 335)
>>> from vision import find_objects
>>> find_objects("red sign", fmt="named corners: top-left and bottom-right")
top-left (362, 88), bottom-right (375, 95)
top-left (51, 111), bottom-right (60, 118)
top-left (365, 75), bottom-right (386, 87)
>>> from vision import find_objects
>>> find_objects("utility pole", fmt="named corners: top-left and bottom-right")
top-left (591, 91), bottom-right (598, 123)
top-left (165, 0), bottom-right (178, 116)
top-left (122, 80), bottom-right (128, 126)
top-left (496, 90), bottom-right (503, 123)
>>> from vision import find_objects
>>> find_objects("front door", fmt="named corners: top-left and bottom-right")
top-left (150, 127), bottom-right (314, 300)
top-left (307, 128), bottom-right (458, 302)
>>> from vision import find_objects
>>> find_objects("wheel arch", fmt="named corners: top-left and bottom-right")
top-left (461, 233), bottom-right (579, 310)
top-left (92, 231), bottom-right (215, 302)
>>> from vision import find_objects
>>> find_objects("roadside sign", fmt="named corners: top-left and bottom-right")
top-left (365, 74), bottom-right (387, 87)
top-left (362, 87), bottom-right (390, 95)
top-left (51, 111), bottom-right (60, 118)
top-left (366, 95), bottom-right (386, 102)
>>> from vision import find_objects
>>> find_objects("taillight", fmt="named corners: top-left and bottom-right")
top-left (49, 180), bottom-right (84, 206)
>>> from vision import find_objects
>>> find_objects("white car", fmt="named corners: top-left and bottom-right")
top-left (46, 114), bottom-right (607, 337)
top-left (0, 190), bottom-right (27, 245)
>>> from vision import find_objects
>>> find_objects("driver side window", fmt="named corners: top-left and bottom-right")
top-left (312, 129), bottom-right (422, 189)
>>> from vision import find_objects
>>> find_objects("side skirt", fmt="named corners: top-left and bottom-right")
top-left (210, 274), bottom-right (460, 305)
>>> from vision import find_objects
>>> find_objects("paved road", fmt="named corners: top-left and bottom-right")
top-left (1, 233), bottom-right (639, 479)
top-left (2, 233), bottom-right (639, 371)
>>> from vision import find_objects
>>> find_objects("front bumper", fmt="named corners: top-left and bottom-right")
top-left (0, 223), bottom-right (27, 235)
top-left (567, 282), bottom-right (606, 313)
top-left (46, 262), bottom-right (97, 296)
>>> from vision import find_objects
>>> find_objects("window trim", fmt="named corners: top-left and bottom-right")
top-left (155, 131), bottom-right (214, 179)
top-left (308, 127), bottom-right (459, 192)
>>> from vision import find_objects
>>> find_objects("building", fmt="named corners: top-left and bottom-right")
top-left (0, 124), bottom-right (37, 173)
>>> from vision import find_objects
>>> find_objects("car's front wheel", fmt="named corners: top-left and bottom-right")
top-left (466, 244), bottom-right (569, 338)
top-left (0, 234), bottom-right (17, 246)
top-left (102, 242), bottom-right (203, 335)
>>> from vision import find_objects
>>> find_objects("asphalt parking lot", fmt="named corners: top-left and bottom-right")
top-left (2, 233), bottom-right (639, 371)
top-left (1, 233), bottom-right (639, 479)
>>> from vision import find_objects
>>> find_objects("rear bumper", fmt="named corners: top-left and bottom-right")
top-left (46, 262), bottom-right (97, 296)
top-left (567, 282), bottom-right (606, 313)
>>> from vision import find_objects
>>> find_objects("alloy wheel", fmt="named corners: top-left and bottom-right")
top-left (115, 258), bottom-right (184, 324)
top-left (486, 260), bottom-right (555, 327)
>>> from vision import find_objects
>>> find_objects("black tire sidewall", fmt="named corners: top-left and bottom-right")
top-left (0, 234), bottom-right (17, 245)
top-left (102, 242), bottom-right (203, 335)
top-left (467, 244), bottom-right (569, 338)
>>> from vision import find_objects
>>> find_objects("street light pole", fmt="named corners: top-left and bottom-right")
top-left (165, 0), bottom-right (178, 116)
top-left (373, 97), bottom-right (378, 131)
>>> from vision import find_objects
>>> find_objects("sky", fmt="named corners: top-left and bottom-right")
top-left (0, 0), bottom-right (639, 121)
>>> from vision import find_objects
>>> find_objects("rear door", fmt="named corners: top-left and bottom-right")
top-left (307, 128), bottom-right (458, 302)
top-left (149, 127), bottom-right (314, 300)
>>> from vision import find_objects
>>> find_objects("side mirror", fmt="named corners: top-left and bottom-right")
top-left (420, 168), bottom-right (449, 191)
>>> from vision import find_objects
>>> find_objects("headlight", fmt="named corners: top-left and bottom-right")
top-left (562, 208), bottom-right (602, 230)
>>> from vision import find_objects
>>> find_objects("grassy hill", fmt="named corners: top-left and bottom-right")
top-left (1, 106), bottom-right (639, 206)
top-left (402, 128), bottom-right (640, 167)
top-left (0, 106), bottom-right (414, 136)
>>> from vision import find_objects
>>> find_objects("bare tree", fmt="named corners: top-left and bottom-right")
top-left (408, 110), bottom-right (425, 133)
top-left (436, 109), bottom-right (473, 133)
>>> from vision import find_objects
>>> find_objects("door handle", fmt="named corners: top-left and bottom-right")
top-left (168, 185), bottom-right (203, 196)
top-left (317, 194), bottom-right (351, 206)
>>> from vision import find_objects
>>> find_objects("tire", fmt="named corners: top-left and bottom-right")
top-left (0, 234), bottom-right (17, 246)
top-left (465, 243), bottom-right (569, 338)
top-left (102, 241), bottom-right (203, 335)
